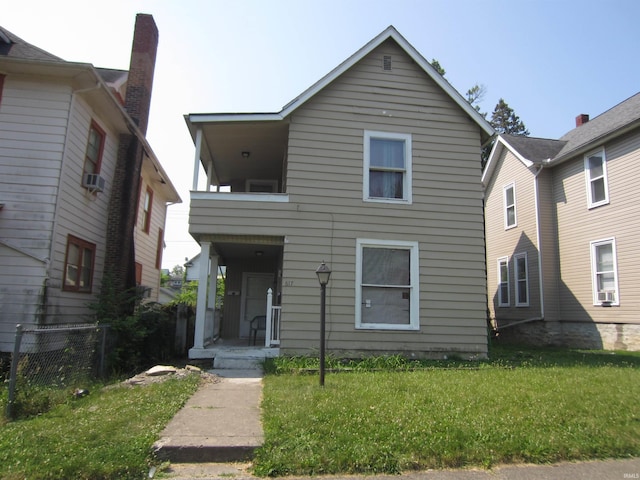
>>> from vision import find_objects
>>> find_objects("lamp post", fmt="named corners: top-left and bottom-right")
top-left (315, 261), bottom-right (331, 386)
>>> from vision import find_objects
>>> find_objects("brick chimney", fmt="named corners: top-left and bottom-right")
top-left (103, 14), bottom-right (159, 312)
top-left (575, 114), bottom-right (589, 127)
top-left (124, 14), bottom-right (158, 135)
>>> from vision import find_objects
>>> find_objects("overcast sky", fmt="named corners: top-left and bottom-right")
top-left (4, 0), bottom-right (639, 269)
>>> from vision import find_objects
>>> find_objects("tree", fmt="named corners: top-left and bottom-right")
top-left (466, 84), bottom-right (487, 116)
top-left (489, 98), bottom-right (530, 135)
top-left (170, 264), bottom-right (185, 279)
top-left (430, 59), bottom-right (446, 76)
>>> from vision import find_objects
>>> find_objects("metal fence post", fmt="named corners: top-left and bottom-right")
top-left (6, 324), bottom-right (24, 419)
top-left (98, 325), bottom-right (107, 378)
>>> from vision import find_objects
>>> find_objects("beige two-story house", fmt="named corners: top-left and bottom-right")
top-left (483, 92), bottom-right (640, 350)
top-left (185, 26), bottom-right (494, 361)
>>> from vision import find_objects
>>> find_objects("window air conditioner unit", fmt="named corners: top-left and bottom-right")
top-left (82, 173), bottom-right (106, 192)
top-left (597, 291), bottom-right (615, 303)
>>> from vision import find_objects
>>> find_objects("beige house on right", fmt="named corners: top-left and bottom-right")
top-left (482, 92), bottom-right (640, 351)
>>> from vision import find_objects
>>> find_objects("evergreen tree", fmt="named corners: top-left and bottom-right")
top-left (430, 59), bottom-right (446, 76)
top-left (490, 98), bottom-right (530, 135)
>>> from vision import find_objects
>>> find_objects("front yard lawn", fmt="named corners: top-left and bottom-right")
top-left (255, 346), bottom-right (640, 476)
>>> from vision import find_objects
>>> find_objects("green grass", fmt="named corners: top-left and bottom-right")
top-left (0, 374), bottom-right (200, 480)
top-left (255, 346), bottom-right (640, 476)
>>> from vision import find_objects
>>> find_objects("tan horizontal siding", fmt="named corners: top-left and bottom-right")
top-left (554, 130), bottom-right (640, 324)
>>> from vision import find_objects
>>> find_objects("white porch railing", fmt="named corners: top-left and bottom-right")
top-left (265, 288), bottom-right (281, 347)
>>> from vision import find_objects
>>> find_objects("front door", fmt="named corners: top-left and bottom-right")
top-left (240, 273), bottom-right (274, 339)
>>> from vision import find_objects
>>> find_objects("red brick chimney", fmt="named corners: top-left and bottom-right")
top-left (124, 14), bottom-right (158, 135)
top-left (575, 114), bottom-right (589, 127)
top-left (103, 14), bottom-right (159, 311)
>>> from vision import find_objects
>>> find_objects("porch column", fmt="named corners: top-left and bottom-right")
top-left (192, 127), bottom-right (202, 191)
top-left (208, 254), bottom-right (219, 336)
top-left (193, 241), bottom-right (211, 350)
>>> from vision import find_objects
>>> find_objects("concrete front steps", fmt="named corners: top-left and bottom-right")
top-left (211, 346), bottom-right (280, 370)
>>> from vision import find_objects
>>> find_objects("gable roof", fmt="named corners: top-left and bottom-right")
top-left (188, 26), bottom-right (495, 142)
top-left (554, 91), bottom-right (640, 162)
top-left (482, 91), bottom-right (640, 187)
top-left (0, 26), bottom-right (63, 62)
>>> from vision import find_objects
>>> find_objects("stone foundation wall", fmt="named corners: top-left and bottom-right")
top-left (496, 320), bottom-right (640, 351)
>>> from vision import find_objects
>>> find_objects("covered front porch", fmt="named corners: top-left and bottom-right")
top-left (188, 238), bottom-right (284, 360)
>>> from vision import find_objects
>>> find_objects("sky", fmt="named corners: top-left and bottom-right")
top-left (4, 0), bottom-right (639, 270)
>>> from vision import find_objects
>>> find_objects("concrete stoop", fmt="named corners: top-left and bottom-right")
top-left (213, 352), bottom-right (265, 370)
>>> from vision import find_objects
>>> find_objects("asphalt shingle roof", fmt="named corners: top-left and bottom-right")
top-left (556, 92), bottom-right (640, 159)
top-left (501, 134), bottom-right (566, 163)
top-left (0, 26), bottom-right (64, 62)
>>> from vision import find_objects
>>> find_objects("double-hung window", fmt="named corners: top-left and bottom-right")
top-left (585, 148), bottom-right (609, 208)
top-left (514, 252), bottom-right (529, 306)
top-left (503, 183), bottom-right (516, 229)
top-left (363, 131), bottom-right (412, 203)
top-left (498, 257), bottom-right (510, 307)
top-left (591, 238), bottom-right (619, 305)
top-left (355, 239), bottom-right (419, 330)
top-left (83, 121), bottom-right (105, 176)
top-left (63, 235), bottom-right (96, 293)
top-left (142, 187), bottom-right (153, 234)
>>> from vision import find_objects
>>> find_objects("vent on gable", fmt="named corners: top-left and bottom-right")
top-left (383, 55), bottom-right (392, 71)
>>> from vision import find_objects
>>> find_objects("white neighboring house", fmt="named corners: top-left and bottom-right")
top-left (0, 16), bottom-right (180, 351)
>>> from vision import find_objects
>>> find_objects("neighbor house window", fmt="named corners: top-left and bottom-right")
top-left (63, 235), bottom-right (96, 293)
top-left (585, 148), bottom-right (609, 208)
top-left (363, 131), bottom-right (412, 203)
top-left (591, 238), bottom-right (619, 305)
top-left (142, 187), bottom-right (153, 233)
top-left (356, 239), bottom-right (419, 330)
top-left (498, 257), bottom-right (510, 307)
top-left (83, 121), bottom-right (105, 175)
top-left (155, 228), bottom-right (164, 269)
top-left (514, 252), bottom-right (529, 306)
top-left (504, 183), bottom-right (516, 229)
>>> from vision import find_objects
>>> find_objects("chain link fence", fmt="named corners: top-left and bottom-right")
top-left (6, 323), bottom-right (109, 419)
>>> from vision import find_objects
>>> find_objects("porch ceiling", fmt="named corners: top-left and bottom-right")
top-left (214, 242), bottom-right (282, 264)
top-left (199, 121), bottom-right (289, 185)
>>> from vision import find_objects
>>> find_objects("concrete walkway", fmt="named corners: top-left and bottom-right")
top-left (154, 369), bottom-right (264, 463)
top-left (155, 368), bottom-right (640, 479)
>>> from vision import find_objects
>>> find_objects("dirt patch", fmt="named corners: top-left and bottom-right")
top-left (120, 365), bottom-right (219, 387)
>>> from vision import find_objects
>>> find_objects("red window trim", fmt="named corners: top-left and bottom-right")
top-left (84, 120), bottom-right (106, 175)
top-left (155, 228), bottom-right (164, 269)
top-left (143, 186), bottom-right (153, 234)
top-left (62, 235), bottom-right (96, 293)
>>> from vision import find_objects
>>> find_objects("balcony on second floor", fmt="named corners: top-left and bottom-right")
top-left (185, 113), bottom-right (292, 239)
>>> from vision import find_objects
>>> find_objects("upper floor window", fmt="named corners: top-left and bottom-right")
top-left (514, 252), bottom-right (529, 307)
top-left (142, 187), bottom-right (153, 234)
top-left (84, 121), bottom-right (106, 175)
top-left (63, 235), bottom-right (95, 293)
top-left (497, 257), bottom-right (510, 307)
top-left (363, 131), bottom-right (412, 203)
top-left (590, 238), bottom-right (619, 305)
top-left (355, 239), bottom-right (419, 330)
top-left (503, 183), bottom-right (516, 229)
top-left (585, 148), bottom-right (609, 208)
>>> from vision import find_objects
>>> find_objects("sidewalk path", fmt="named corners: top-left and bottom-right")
top-left (154, 369), bottom-right (264, 463)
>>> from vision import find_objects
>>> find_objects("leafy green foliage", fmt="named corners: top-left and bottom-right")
top-left (91, 274), bottom-right (176, 375)
top-left (255, 346), bottom-right (640, 476)
top-left (430, 58), bottom-right (446, 76)
top-left (0, 374), bottom-right (200, 479)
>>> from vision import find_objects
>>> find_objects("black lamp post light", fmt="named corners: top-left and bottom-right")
top-left (315, 261), bottom-right (331, 386)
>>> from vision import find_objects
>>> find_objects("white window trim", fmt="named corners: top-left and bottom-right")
top-left (503, 183), bottom-right (517, 229)
top-left (590, 237), bottom-right (620, 306)
top-left (355, 238), bottom-right (420, 330)
top-left (514, 252), bottom-right (529, 307)
top-left (363, 130), bottom-right (412, 204)
top-left (497, 256), bottom-right (510, 307)
top-left (584, 148), bottom-right (609, 209)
